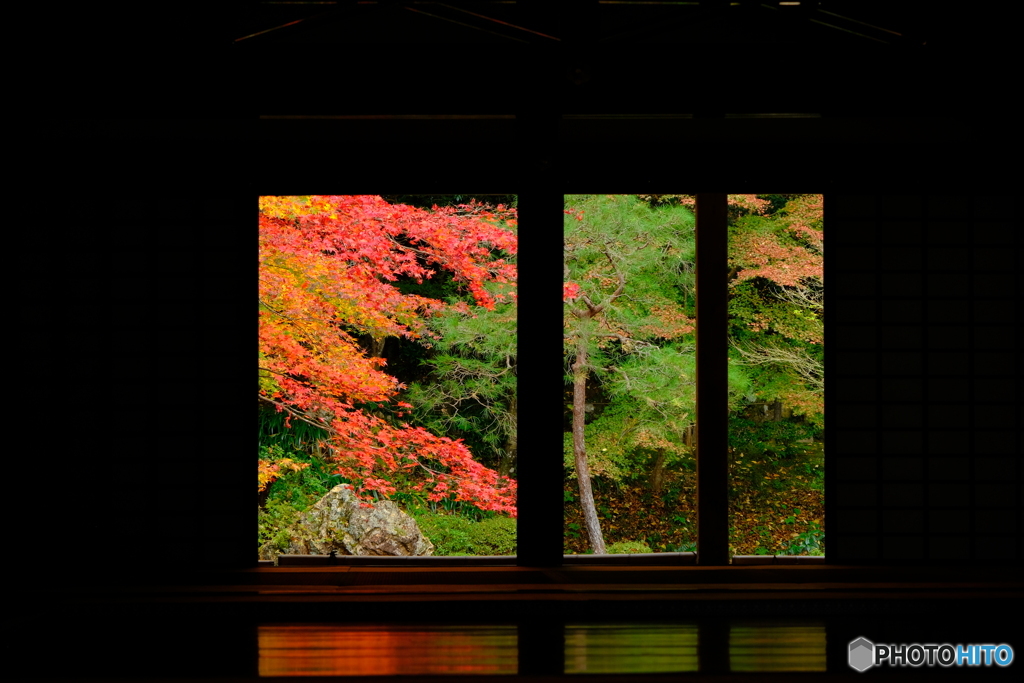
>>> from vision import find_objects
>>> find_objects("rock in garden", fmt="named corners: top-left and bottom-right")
top-left (259, 484), bottom-right (434, 563)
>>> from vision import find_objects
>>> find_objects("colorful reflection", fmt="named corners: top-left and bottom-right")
top-left (258, 620), bottom-right (827, 676)
top-left (258, 624), bottom-right (518, 677)
top-left (564, 622), bottom-right (699, 674)
top-left (730, 621), bottom-right (827, 672)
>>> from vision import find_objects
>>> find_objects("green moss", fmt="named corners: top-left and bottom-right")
top-left (606, 540), bottom-right (653, 554)
top-left (467, 516), bottom-right (517, 555)
top-left (414, 512), bottom-right (517, 556)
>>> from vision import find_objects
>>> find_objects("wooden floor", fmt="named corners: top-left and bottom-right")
top-left (8, 564), bottom-right (1021, 681)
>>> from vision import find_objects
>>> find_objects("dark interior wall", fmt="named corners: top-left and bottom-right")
top-left (33, 17), bottom-right (1018, 584)
top-left (828, 192), bottom-right (1021, 562)
top-left (36, 116), bottom-right (1018, 591)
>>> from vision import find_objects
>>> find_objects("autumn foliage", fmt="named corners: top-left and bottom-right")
top-left (259, 458), bottom-right (310, 494)
top-left (727, 194), bottom-right (825, 424)
top-left (259, 195), bottom-right (518, 516)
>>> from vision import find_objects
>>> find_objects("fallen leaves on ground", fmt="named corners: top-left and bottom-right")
top-left (563, 455), bottom-right (824, 556)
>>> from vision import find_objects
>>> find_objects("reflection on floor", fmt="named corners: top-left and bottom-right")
top-left (11, 564), bottom-right (1019, 680)
top-left (259, 623), bottom-right (520, 677)
top-left (257, 620), bottom-right (826, 676)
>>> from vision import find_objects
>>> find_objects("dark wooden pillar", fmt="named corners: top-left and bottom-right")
top-left (514, 108), bottom-right (564, 565)
top-left (696, 193), bottom-right (730, 565)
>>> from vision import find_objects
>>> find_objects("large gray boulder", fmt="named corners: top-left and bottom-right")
top-left (259, 484), bottom-right (434, 563)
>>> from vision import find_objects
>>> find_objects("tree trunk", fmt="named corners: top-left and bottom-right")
top-left (501, 396), bottom-right (517, 478)
top-left (572, 344), bottom-right (606, 554)
top-left (648, 447), bottom-right (667, 495)
top-left (368, 332), bottom-right (386, 359)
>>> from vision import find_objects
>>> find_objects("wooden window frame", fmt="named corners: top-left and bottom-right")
top-left (262, 192), bottom-right (821, 569)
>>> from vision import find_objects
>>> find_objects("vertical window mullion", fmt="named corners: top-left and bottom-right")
top-left (517, 190), bottom-right (565, 567)
top-left (696, 193), bottom-right (730, 565)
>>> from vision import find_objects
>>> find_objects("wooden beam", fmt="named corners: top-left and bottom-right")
top-left (696, 193), bottom-right (730, 565)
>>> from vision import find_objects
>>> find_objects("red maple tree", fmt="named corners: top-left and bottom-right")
top-left (259, 195), bottom-right (518, 516)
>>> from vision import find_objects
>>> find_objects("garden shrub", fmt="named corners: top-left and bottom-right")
top-left (258, 498), bottom-right (306, 551)
top-left (413, 512), bottom-right (517, 556)
top-left (606, 540), bottom-right (653, 554)
top-left (467, 515), bottom-right (517, 555)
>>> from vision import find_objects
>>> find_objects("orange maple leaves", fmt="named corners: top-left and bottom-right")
top-left (729, 194), bottom-right (824, 290)
top-left (729, 233), bottom-right (823, 288)
top-left (259, 196), bottom-right (518, 516)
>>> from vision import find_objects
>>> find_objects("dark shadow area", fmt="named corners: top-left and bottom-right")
top-left (20, 3), bottom-right (1020, 681)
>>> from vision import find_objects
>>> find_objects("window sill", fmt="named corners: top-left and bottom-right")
top-left (263, 552), bottom-right (822, 567)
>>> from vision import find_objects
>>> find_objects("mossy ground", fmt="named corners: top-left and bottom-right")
top-left (260, 444), bottom-right (824, 558)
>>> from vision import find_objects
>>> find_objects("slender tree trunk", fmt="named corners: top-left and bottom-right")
top-left (572, 344), bottom-right (606, 554)
top-left (648, 447), bottom-right (667, 495)
top-left (502, 395), bottom-right (517, 478)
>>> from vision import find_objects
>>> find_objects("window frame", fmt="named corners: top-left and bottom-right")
top-left (259, 192), bottom-right (823, 569)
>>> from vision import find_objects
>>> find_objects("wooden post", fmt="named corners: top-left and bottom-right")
top-left (696, 193), bottom-right (730, 565)
top-left (515, 187), bottom-right (564, 567)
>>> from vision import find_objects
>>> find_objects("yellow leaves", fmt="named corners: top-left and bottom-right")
top-left (280, 458), bottom-right (310, 474)
top-left (258, 457), bottom-right (311, 492)
top-left (259, 196), bottom-right (313, 221)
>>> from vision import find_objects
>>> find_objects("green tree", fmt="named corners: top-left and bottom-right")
top-left (402, 220), bottom-right (518, 479)
top-left (727, 194), bottom-right (824, 429)
top-left (563, 195), bottom-right (698, 554)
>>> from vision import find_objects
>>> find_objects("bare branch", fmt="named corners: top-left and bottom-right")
top-left (730, 339), bottom-right (824, 395)
top-left (258, 393), bottom-right (344, 436)
top-left (772, 281), bottom-right (824, 311)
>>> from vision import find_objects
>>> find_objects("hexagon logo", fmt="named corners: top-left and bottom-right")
top-left (849, 637), bottom-right (875, 672)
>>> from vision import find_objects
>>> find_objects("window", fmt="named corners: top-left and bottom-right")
top-left (562, 194), bottom-right (824, 563)
top-left (258, 194), bottom-right (519, 564)
top-left (726, 194), bottom-right (824, 559)
top-left (562, 194), bottom-right (698, 557)
top-left (256, 191), bottom-right (823, 567)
